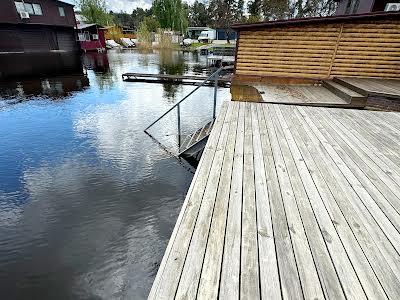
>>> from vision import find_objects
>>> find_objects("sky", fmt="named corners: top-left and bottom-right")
top-left (62, 0), bottom-right (198, 12)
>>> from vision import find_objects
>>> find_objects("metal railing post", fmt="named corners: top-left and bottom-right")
top-left (213, 72), bottom-right (218, 119)
top-left (177, 104), bottom-right (181, 148)
top-left (144, 66), bottom-right (225, 133)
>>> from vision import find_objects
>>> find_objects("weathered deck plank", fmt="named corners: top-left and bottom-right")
top-left (148, 102), bottom-right (400, 300)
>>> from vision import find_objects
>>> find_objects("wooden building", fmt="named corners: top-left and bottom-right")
top-left (0, 0), bottom-right (81, 79)
top-left (232, 11), bottom-right (400, 81)
top-left (76, 23), bottom-right (106, 52)
top-left (335, 0), bottom-right (400, 15)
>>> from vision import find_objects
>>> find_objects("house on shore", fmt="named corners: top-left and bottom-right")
top-left (76, 23), bottom-right (106, 52)
top-left (0, 0), bottom-right (81, 79)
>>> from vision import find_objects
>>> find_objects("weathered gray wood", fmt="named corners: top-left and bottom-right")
top-left (314, 108), bottom-right (400, 219)
top-left (294, 106), bottom-right (398, 297)
top-left (265, 104), bottom-right (325, 300)
top-left (281, 105), bottom-right (370, 300)
top-left (148, 103), bottom-right (229, 300)
top-left (196, 102), bottom-right (239, 300)
top-left (346, 109), bottom-right (400, 147)
top-left (299, 107), bottom-right (400, 253)
top-left (149, 101), bottom-right (400, 300)
top-left (259, 104), bottom-right (304, 299)
top-left (240, 102), bottom-right (260, 299)
top-left (273, 105), bottom-right (346, 300)
top-left (302, 107), bottom-right (400, 296)
top-left (219, 101), bottom-right (245, 299)
top-left (175, 103), bottom-right (234, 299)
top-left (316, 108), bottom-right (400, 200)
top-left (334, 109), bottom-right (400, 166)
top-left (362, 110), bottom-right (400, 144)
top-left (324, 108), bottom-right (400, 181)
top-left (252, 104), bottom-right (281, 300)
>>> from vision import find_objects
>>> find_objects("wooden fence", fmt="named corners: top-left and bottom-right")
top-left (235, 19), bottom-right (400, 79)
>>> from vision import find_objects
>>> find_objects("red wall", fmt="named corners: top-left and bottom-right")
top-left (0, 0), bottom-right (76, 27)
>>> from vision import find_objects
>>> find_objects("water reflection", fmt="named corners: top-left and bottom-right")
top-left (82, 52), bottom-right (110, 74)
top-left (0, 74), bottom-right (89, 103)
top-left (0, 49), bottom-right (230, 300)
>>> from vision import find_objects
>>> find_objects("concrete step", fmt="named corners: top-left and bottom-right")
top-left (322, 80), bottom-right (367, 106)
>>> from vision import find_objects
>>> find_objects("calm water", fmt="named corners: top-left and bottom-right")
top-left (0, 49), bottom-right (230, 300)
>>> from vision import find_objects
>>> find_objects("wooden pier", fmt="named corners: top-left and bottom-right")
top-left (122, 73), bottom-right (231, 87)
top-left (148, 101), bottom-right (400, 299)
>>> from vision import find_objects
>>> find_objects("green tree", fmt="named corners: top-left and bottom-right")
top-left (131, 8), bottom-right (153, 28)
top-left (208, 0), bottom-right (243, 40)
top-left (152, 0), bottom-right (188, 33)
top-left (248, 0), bottom-right (262, 18)
top-left (189, 1), bottom-right (210, 26)
top-left (111, 12), bottom-right (135, 28)
top-left (261, 0), bottom-right (292, 20)
top-left (78, 0), bottom-right (113, 26)
top-left (143, 16), bottom-right (160, 32)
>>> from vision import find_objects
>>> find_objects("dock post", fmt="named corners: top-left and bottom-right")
top-left (177, 104), bottom-right (181, 149)
top-left (213, 73), bottom-right (218, 119)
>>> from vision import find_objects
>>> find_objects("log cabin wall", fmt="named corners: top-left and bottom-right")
top-left (234, 13), bottom-right (400, 80)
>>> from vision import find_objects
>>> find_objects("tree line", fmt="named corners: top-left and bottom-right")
top-left (77, 0), bottom-right (337, 34)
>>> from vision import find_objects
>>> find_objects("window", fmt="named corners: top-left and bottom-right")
top-left (14, 1), bottom-right (24, 13)
top-left (15, 2), bottom-right (43, 15)
top-left (59, 6), bottom-right (65, 17)
top-left (32, 3), bottom-right (42, 15)
top-left (77, 33), bottom-right (86, 41)
top-left (84, 31), bottom-right (90, 41)
top-left (345, 0), bottom-right (360, 14)
top-left (23, 3), bottom-right (34, 14)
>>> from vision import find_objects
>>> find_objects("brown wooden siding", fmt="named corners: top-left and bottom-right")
top-left (0, 0), bottom-right (75, 27)
top-left (0, 24), bottom-right (78, 52)
top-left (235, 19), bottom-right (400, 79)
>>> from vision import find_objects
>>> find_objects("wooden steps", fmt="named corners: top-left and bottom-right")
top-left (179, 120), bottom-right (215, 158)
top-left (333, 77), bottom-right (400, 98)
top-left (322, 80), bottom-right (367, 106)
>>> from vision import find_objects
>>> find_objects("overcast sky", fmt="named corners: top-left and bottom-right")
top-left (63, 0), bottom-right (199, 12)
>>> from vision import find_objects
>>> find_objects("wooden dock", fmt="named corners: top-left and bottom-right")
top-left (122, 73), bottom-right (231, 87)
top-left (149, 101), bottom-right (400, 299)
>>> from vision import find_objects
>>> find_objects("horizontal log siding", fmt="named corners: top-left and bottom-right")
top-left (235, 20), bottom-right (400, 79)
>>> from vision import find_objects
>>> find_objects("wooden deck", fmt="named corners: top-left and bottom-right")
top-left (121, 72), bottom-right (231, 87)
top-left (149, 101), bottom-right (400, 300)
top-left (253, 84), bottom-right (349, 105)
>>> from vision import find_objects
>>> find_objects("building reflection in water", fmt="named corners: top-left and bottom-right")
top-left (81, 52), bottom-right (110, 74)
top-left (0, 74), bottom-right (90, 101)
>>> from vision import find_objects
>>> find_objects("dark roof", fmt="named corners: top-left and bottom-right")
top-left (231, 11), bottom-right (400, 30)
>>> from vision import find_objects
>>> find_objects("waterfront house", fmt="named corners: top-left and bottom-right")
top-left (76, 23), bottom-right (106, 52)
top-left (0, 0), bottom-right (80, 79)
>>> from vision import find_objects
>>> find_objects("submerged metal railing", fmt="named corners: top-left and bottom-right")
top-left (144, 66), bottom-right (230, 153)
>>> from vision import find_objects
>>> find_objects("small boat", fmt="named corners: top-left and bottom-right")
top-left (105, 40), bottom-right (121, 49)
top-left (120, 38), bottom-right (135, 48)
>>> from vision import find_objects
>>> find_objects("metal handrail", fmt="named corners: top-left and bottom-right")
top-left (144, 66), bottom-right (227, 133)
